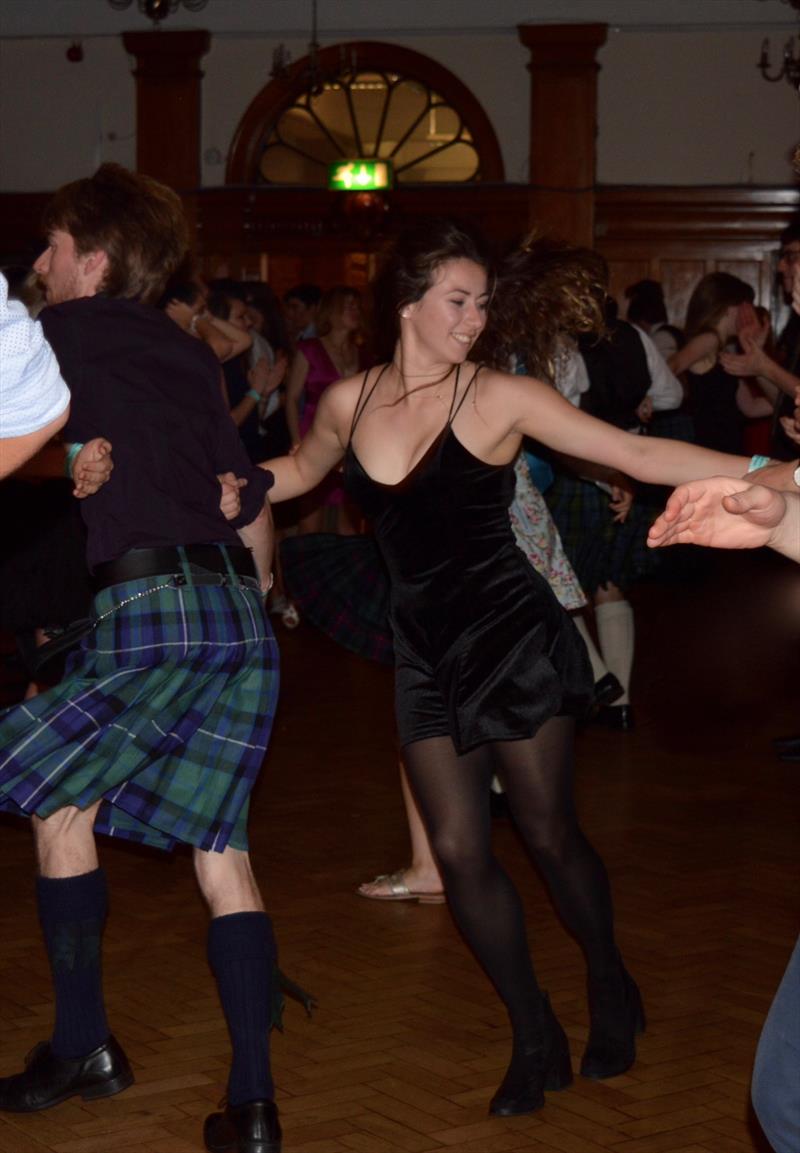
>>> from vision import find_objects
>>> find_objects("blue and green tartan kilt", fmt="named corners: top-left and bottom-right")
top-left (545, 473), bottom-right (660, 595)
top-left (0, 575), bottom-right (279, 853)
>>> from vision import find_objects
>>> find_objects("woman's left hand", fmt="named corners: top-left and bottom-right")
top-left (72, 438), bottom-right (113, 498)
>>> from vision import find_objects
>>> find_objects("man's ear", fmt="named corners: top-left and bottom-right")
top-left (81, 249), bottom-right (109, 293)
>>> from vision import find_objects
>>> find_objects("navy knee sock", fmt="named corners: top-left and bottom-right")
top-left (36, 869), bottom-right (110, 1060)
top-left (208, 912), bottom-right (276, 1107)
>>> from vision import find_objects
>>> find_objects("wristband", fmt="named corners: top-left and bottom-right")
top-left (64, 442), bottom-right (85, 479)
top-left (246, 388), bottom-right (261, 402)
top-left (747, 454), bottom-right (770, 473)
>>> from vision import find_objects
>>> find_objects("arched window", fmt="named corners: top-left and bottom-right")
top-left (227, 41), bottom-right (504, 186)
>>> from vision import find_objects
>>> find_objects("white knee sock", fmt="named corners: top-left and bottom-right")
top-left (594, 599), bottom-right (634, 705)
top-left (573, 614), bottom-right (608, 683)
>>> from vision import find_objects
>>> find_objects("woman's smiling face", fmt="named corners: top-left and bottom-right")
top-left (403, 258), bottom-right (490, 363)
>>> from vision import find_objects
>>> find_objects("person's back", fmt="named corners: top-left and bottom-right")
top-left (578, 319), bottom-right (651, 430)
top-left (41, 295), bottom-right (252, 567)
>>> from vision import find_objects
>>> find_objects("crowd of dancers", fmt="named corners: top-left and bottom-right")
top-left (1, 162), bottom-right (799, 1153)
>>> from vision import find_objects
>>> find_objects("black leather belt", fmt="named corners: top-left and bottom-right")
top-left (93, 545), bottom-right (257, 592)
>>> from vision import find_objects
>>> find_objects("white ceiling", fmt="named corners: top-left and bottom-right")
top-left (1, 0), bottom-right (798, 38)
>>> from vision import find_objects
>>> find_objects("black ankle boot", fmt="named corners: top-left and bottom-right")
top-left (580, 960), bottom-right (645, 1079)
top-left (489, 994), bottom-right (573, 1116)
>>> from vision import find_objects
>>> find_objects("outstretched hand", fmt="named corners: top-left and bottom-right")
top-left (72, 438), bottom-right (113, 498)
top-left (648, 477), bottom-right (786, 551)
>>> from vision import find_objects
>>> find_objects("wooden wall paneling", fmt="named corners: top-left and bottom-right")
top-left (597, 186), bottom-right (800, 329)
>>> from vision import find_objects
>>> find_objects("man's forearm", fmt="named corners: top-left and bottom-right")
top-left (0, 410), bottom-right (69, 480)
top-left (236, 501), bottom-right (274, 593)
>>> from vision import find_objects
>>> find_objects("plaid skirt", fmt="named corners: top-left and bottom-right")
top-left (0, 575), bottom-right (279, 853)
top-left (545, 473), bottom-right (660, 594)
top-left (281, 533), bottom-right (393, 665)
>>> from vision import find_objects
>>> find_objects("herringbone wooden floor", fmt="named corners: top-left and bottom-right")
top-left (1, 548), bottom-right (798, 1153)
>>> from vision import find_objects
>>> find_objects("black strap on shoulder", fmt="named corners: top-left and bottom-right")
top-left (349, 363), bottom-right (390, 442)
top-left (449, 363), bottom-right (481, 425)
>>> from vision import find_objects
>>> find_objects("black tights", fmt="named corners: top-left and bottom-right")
top-left (403, 716), bottom-right (617, 1043)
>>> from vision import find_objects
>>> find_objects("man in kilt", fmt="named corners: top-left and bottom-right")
top-left (0, 165), bottom-right (283, 1153)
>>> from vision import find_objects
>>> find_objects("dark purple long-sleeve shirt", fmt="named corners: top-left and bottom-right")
top-left (41, 295), bottom-right (272, 570)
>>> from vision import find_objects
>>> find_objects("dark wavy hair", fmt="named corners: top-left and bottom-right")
top-left (42, 163), bottom-right (190, 305)
top-left (371, 218), bottom-right (493, 362)
top-left (478, 233), bottom-right (607, 380)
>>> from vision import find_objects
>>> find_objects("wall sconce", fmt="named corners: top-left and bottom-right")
top-left (757, 0), bottom-right (800, 89)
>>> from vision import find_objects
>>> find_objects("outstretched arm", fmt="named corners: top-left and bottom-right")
top-left (648, 478), bottom-right (800, 562)
top-left (507, 371), bottom-right (750, 486)
top-left (284, 349), bottom-right (310, 447)
top-left (259, 376), bottom-right (351, 502)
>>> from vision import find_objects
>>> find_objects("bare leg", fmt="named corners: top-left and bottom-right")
top-left (193, 844), bottom-right (265, 917)
top-left (358, 759), bottom-right (444, 899)
top-left (34, 801), bottom-right (101, 877)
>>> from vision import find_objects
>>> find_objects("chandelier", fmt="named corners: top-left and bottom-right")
top-left (757, 0), bottom-right (800, 88)
top-left (107, 0), bottom-right (208, 24)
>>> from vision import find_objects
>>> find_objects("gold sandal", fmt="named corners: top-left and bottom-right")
top-left (357, 869), bottom-right (445, 905)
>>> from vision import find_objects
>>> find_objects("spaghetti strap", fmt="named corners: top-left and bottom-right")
top-left (445, 364), bottom-right (462, 422)
top-left (349, 364), bottom-right (390, 443)
top-left (448, 364), bottom-right (481, 426)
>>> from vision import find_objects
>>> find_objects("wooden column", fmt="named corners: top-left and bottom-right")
top-left (517, 23), bottom-right (607, 245)
top-left (122, 29), bottom-right (210, 191)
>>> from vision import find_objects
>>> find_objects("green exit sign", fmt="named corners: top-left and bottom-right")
top-left (328, 159), bottom-right (393, 191)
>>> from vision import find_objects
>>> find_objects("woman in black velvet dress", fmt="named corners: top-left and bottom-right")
top-left (261, 220), bottom-right (753, 1116)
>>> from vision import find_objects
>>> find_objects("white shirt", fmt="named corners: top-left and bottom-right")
top-left (0, 273), bottom-right (70, 438)
top-left (650, 323), bottom-right (679, 363)
top-left (554, 347), bottom-right (590, 407)
top-left (633, 325), bottom-right (682, 411)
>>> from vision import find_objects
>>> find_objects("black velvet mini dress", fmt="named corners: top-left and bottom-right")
top-left (344, 367), bottom-right (592, 754)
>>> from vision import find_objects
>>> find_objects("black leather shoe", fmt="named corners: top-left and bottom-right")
top-left (204, 1099), bottom-right (282, 1153)
top-left (580, 962), bottom-right (645, 1080)
top-left (0, 1035), bottom-right (133, 1112)
top-left (594, 704), bottom-right (635, 731)
top-left (489, 994), bottom-right (573, 1117)
top-left (594, 672), bottom-right (624, 708)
